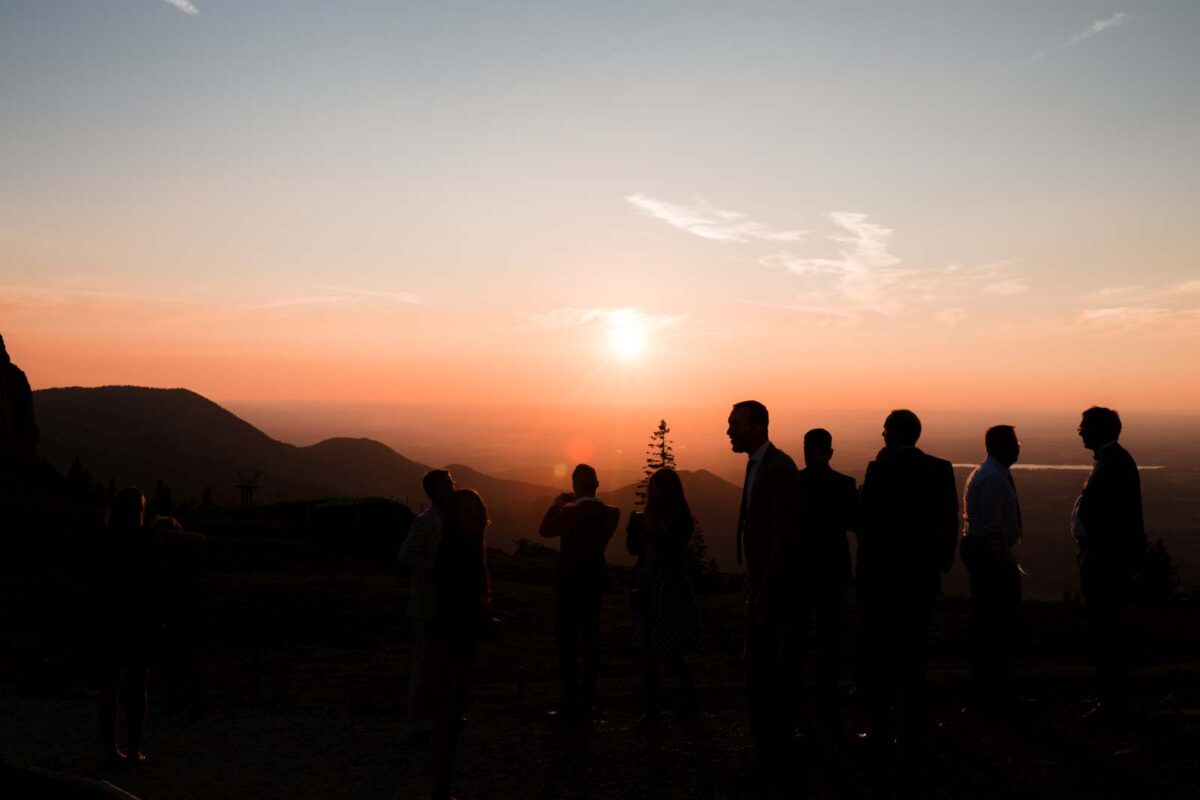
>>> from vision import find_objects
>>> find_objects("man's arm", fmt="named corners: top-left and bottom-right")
top-left (936, 460), bottom-right (960, 572)
top-left (756, 457), bottom-right (800, 614)
top-left (539, 500), bottom-right (573, 539)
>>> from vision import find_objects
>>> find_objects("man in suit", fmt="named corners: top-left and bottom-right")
top-left (857, 409), bottom-right (958, 743)
top-left (795, 427), bottom-right (859, 723)
top-left (397, 468), bottom-right (456, 740)
top-left (539, 463), bottom-right (620, 719)
top-left (1073, 406), bottom-right (1146, 718)
top-left (961, 425), bottom-right (1023, 711)
top-left (727, 400), bottom-right (800, 769)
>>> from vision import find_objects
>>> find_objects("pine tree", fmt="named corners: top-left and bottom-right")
top-left (635, 419), bottom-right (676, 509)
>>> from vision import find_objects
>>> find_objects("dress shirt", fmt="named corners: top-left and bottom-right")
top-left (397, 508), bottom-right (442, 621)
top-left (963, 455), bottom-right (1022, 563)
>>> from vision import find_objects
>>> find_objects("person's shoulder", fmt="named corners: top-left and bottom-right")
top-left (831, 469), bottom-right (857, 490)
top-left (769, 445), bottom-right (798, 472)
top-left (922, 451), bottom-right (953, 472)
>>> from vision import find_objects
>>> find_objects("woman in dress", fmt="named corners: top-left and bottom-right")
top-left (96, 487), bottom-right (162, 764)
top-left (428, 488), bottom-right (492, 799)
top-left (626, 468), bottom-right (699, 730)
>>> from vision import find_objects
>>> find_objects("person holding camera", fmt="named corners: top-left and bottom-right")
top-left (539, 464), bottom-right (620, 720)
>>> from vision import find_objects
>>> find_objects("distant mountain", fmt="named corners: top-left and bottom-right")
top-left (34, 386), bottom-right (431, 506)
top-left (31, 386), bottom-right (566, 547)
top-left (31, 386), bottom-right (744, 562)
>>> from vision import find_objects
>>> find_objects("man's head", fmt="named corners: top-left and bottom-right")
top-left (727, 400), bottom-right (769, 454)
top-left (803, 428), bottom-right (833, 469)
top-left (985, 425), bottom-right (1020, 467)
top-left (572, 463), bottom-right (599, 497)
top-left (422, 469), bottom-right (456, 509)
top-left (1079, 406), bottom-right (1121, 451)
top-left (882, 409), bottom-right (922, 448)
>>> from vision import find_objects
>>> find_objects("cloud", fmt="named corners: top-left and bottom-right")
top-left (532, 306), bottom-right (687, 333)
top-left (162, 0), bottom-right (199, 14)
top-left (626, 194), bottom-right (806, 243)
top-left (311, 284), bottom-right (428, 305)
top-left (1009, 12), bottom-right (1130, 69)
top-left (759, 212), bottom-right (913, 314)
top-left (935, 308), bottom-right (969, 327)
top-left (1071, 279), bottom-right (1200, 337)
top-left (1066, 13), bottom-right (1128, 47)
top-left (983, 280), bottom-right (1031, 296)
top-left (759, 213), bottom-right (1025, 318)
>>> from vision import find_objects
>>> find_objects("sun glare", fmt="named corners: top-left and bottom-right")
top-left (608, 322), bottom-right (646, 360)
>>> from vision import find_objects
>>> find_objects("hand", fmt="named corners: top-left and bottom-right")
top-left (554, 492), bottom-right (576, 507)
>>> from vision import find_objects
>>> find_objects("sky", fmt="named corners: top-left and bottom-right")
top-left (3, 0), bottom-right (1199, 427)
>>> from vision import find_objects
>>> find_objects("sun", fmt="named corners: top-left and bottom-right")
top-left (608, 321), bottom-right (646, 360)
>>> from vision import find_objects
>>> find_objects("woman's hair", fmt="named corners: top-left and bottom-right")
top-left (445, 488), bottom-right (489, 534)
top-left (107, 487), bottom-right (146, 529)
top-left (645, 468), bottom-right (694, 535)
top-left (441, 488), bottom-right (491, 601)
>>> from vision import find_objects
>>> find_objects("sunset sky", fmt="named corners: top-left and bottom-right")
top-left (3, 0), bottom-right (1199, 420)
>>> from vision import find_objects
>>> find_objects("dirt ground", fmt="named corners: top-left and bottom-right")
top-left (3, 533), bottom-right (1200, 799)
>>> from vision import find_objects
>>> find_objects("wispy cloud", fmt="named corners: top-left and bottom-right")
top-left (1071, 279), bottom-right (1200, 337)
top-left (311, 284), bottom-right (428, 305)
top-left (626, 194), bottom-right (806, 243)
top-left (1013, 12), bottom-right (1130, 67)
top-left (935, 308), bottom-right (969, 327)
top-left (1066, 12), bottom-right (1128, 46)
top-left (162, 0), bottom-right (199, 15)
top-left (759, 213), bottom-right (1025, 321)
top-left (982, 279), bottom-right (1031, 296)
top-left (532, 306), bottom-right (687, 333)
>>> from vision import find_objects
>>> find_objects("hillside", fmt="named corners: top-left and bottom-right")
top-left (34, 387), bottom-right (430, 506)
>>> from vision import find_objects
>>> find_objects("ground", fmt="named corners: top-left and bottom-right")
top-left (2, 514), bottom-right (1199, 799)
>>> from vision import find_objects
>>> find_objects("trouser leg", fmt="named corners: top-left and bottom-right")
top-left (408, 621), bottom-right (433, 731)
top-left (579, 592), bottom-right (602, 707)
top-left (554, 596), bottom-right (579, 705)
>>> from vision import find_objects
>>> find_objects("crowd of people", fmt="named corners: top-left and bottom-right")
top-left (397, 401), bottom-right (1147, 798)
top-left (91, 401), bottom-right (1146, 797)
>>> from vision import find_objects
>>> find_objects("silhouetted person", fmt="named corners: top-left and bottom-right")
top-left (626, 467), bottom-right (700, 732)
top-left (727, 400), bottom-right (800, 774)
top-left (398, 469), bottom-right (456, 740)
top-left (428, 489), bottom-right (492, 800)
top-left (1073, 406), bottom-right (1146, 719)
top-left (96, 487), bottom-right (163, 765)
top-left (961, 425), bottom-right (1023, 711)
top-left (0, 333), bottom-right (39, 477)
top-left (795, 427), bottom-right (859, 724)
top-left (856, 410), bottom-right (958, 744)
top-left (539, 463), bottom-right (620, 719)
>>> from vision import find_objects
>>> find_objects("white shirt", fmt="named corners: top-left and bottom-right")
top-left (397, 508), bottom-right (442, 621)
top-left (963, 456), bottom-right (1022, 563)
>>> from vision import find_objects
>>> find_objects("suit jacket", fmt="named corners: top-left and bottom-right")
top-left (857, 446), bottom-right (959, 596)
top-left (1077, 442), bottom-right (1146, 571)
top-left (539, 498), bottom-right (620, 593)
top-left (797, 465), bottom-right (859, 587)
top-left (738, 444), bottom-right (801, 606)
